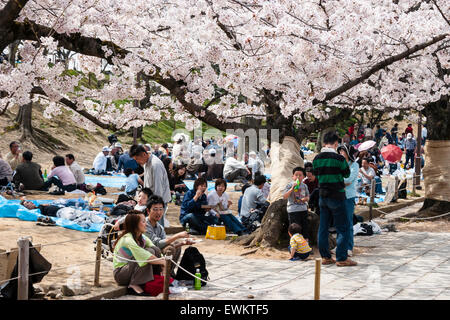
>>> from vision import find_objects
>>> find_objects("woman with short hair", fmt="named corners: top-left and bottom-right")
top-left (207, 178), bottom-right (248, 236)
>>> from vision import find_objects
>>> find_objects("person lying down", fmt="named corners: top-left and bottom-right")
top-left (20, 199), bottom-right (105, 229)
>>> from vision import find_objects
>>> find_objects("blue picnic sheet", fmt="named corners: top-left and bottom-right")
top-left (85, 174), bottom-right (127, 188)
top-left (0, 196), bottom-right (106, 232)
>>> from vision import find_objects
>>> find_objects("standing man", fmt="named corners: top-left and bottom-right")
top-left (404, 133), bottom-right (417, 169)
top-left (313, 132), bottom-right (356, 267)
top-left (5, 141), bottom-right (23, 171)
top-left (421, 125), bottom-right (427, 146)
top-left (65, 154), bottom-right (85, 189)
top-left (391, 123), bottom-right (399, 145)
top-left (129, 145), bottom-right (171, 227)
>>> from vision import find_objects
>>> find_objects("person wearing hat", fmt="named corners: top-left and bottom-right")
top-left (110, 142), bottom-right (123, 170)
top-left (337, 144), bottom-right (359, 257)
top-left (92, 146), bottom-right (111, 174)
top-left (404, 133), bottom-right (417, 169)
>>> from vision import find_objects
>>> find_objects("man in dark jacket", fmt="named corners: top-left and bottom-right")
top-left (313, 132), bottom-right (356, 267)
top-left (13, 151), bottom-right (44, 190)
top-left (179, 177), bottom-right (218, 234)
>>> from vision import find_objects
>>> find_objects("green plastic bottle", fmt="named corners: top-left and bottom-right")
top-left (43, 169), bottom-right (47, 181)
top-left (194, 268), bottom-right (202, 290)
top-left (294, 179), bottom-right (300, 191)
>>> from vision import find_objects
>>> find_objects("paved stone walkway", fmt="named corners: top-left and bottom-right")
top-left (115, 203), bottom-right (450, 300)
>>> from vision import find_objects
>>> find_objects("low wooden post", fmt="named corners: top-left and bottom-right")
top-left (314, 258), bottom-right (321, 300)
top-left (17, 238), bottom-right (30, 300)
top-left (394, 176), bottom-right (399, 202)
top-left (163, 247), bottom-right (174, 300)
top-left (94, 238), bottom-right (102, 287)
top-left (369, 179), bottom-right (376, 221)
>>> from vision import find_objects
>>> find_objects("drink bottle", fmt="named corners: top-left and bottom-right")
top-left (194, 269), bottom-right (202, 290)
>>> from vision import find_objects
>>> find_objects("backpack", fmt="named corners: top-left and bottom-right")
top-left (93, 183), bottom-right (107, 195)
top-left (175, 247), bottom-right (209, 286)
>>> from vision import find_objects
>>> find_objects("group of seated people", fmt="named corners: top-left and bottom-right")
top-left (0, 141), bottom-right (86, 194)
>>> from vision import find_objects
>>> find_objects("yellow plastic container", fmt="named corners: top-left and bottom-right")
top-left (205, 225), bottom-right (226, 240)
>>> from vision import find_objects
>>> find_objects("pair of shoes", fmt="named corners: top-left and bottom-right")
top-left (37, 216), bottom-right (56, 226)
top-left (336, 258), bottom-right (358, 267)
top-left (321, 257), bottom-right (336, 265)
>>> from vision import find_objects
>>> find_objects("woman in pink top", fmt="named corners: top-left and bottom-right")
top-left (43, 156), bottom-right (77, 193)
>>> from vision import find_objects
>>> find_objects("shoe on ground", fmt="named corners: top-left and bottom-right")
top-left (321, 257), bottom-right (336, 265)
top-left (336, 258), bottom-right (358, 267)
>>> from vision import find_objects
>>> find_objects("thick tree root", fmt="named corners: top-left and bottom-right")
top-left (403, 199), bottom-right (450, 220)
top-left (19, 128), bottom-right (69, 154)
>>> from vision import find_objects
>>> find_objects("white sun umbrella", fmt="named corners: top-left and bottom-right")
top-left (358, 140), bottom-right (376, 151)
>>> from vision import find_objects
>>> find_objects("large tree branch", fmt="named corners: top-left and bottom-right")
top-left (0, 0), bottom-right (29, 26)
top-left (29, 87), bottom-right (117, 131)
top-left (12, 19), bottom-right (129, 64)
top-left (314, 33), bottom-right (449, 105)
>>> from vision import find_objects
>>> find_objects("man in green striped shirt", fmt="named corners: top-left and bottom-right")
top-left (313, 132), bottom-right (357, 267)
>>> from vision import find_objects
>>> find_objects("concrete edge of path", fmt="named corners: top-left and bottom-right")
top-left (64, 286), bottom-right (128, 300)
top-left (357, 197), bottom-right (424, 221)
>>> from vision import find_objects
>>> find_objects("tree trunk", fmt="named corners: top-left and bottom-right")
top-left (15, 101), bottom-right (69, 152)
top-left (414, 95), bottom-right (450, 218)
top-left (17, 102), bottom-right (34, 141)
top-left (237, 136), bottom-right (305, 247)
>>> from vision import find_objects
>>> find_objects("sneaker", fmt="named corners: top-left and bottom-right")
top-left (336, 258), bottom-right (358, 267)
top-left (321, 257), bottom-right (336, 265)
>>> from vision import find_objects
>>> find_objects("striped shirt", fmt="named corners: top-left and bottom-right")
top-left (312, 147), bottom-right (350, 200)
top-left (290, 233), bottom-right (312, 254)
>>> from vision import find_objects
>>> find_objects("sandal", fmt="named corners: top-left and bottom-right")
top-left (127, 287), bottom-right (152, 296)
top-left (336, 259), bottom-right (358, 267)
top-left (321, 257), bottom-right (336, 265)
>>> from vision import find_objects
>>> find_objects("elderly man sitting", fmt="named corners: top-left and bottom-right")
top-left (92, 146), bottom-right (111, 175)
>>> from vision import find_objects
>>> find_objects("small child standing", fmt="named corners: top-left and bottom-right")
top-left (124, 168), bottom-right (143, 197)
top-left (288, 223), bottom-right (312, 261)
top-left (283, 167), bottom-right (310, 241)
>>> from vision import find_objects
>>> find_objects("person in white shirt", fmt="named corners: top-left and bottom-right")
top-left (129, 144), bottom-right (171, 227)
top-left (359, 158), bottom-right (375, 194)
top-left (207, 178), bottom-right (248, 235)
top-left (421, 125), bottom-right (427, 146)
top-left (65, 154), bottom-right (85, 187)
top-left (223, 154), bottom-right (250, 182)
top-left (92, 146), bottom-right (110, 174)
top-left (248, 151), bottom-right (265, 179)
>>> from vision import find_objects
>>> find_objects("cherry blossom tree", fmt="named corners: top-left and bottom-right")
top-left (0, 0), bottom-right (449, 245)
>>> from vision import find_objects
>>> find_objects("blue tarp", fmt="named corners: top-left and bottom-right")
top-left (0, 196), bottom-right (106, 232)
top-left (85, 174), bottom-right (127, 188)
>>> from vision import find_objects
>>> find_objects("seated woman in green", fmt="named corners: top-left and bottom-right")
top-left (113, 210), bottom-right (166, 296)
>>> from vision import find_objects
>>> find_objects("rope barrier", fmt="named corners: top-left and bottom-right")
top-left (167, 257), bottom-right (314, 293)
